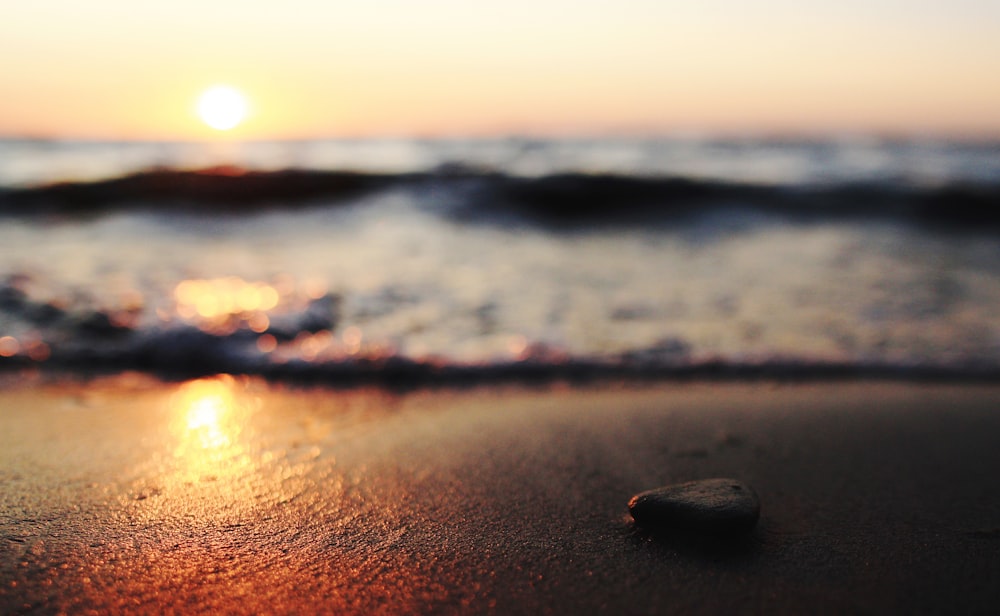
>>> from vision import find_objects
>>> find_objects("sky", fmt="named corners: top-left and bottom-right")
top-left (2, 0), bottom-right (999, 140)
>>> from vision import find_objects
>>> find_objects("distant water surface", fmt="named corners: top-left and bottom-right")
top-left (0, 137), bottom-right (998, 382)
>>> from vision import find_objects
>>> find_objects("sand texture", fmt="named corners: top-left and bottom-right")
top-left (2, 378), bottom-right (999, 614)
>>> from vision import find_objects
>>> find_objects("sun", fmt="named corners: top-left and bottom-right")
top-left (197, 85), bottom-right (248, 131)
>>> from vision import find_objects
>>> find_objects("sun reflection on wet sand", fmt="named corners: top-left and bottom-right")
top-left (174, 377), bottom-right (241, 447)
top-left (0, 376), bottom-right (479, 612)
top-left (169, 375), bottom-right (258, 482)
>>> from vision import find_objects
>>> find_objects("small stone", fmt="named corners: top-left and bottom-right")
top-left (628, 478), bottom-right (760, 534)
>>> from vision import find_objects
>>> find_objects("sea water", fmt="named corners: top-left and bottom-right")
top-left (0, 137), bottom-right (998, 382)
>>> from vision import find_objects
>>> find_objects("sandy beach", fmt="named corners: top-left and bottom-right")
top-left (2, 376), bottom-right (999, 614)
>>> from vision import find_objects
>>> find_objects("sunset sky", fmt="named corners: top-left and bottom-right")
top-left (2, 1), bottom-right (999, 140)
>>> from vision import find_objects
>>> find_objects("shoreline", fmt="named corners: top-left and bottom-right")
top-left (4, 361), bottom-right (1000, 392)
top-left (2, 378), bottom-right (999, 613)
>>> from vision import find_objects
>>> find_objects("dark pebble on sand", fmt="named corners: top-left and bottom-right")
top-left (628, 478), bottom-right (760, 534)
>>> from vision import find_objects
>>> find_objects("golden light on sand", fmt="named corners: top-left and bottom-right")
top-left (174, 377), bottom-right (239, 449)
top-left (187, 392), bottom-right (224, 431)
top-left (197, 85), bottom-right (248, 131)
top-left (168, 376), bottom-right (261, 494)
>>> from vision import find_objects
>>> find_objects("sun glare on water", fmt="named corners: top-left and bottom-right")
top-left (197, 85), bottom-right (247, 131)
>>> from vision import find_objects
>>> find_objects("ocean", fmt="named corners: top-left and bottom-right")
top-left (1, 136), bottom-right (999, 384)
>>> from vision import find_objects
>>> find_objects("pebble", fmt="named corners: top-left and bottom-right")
top-left (628, 478), bottom-right (760, 534)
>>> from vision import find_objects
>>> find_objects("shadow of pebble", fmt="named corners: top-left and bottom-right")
top-left (967, 527), bottom-right (1000, 539)
top-left (623, 519), bottom-right (764, 565)
top-left (716, 433), bottom-right (746, 449)
top-left (674, 448), bottom-right (710, 459)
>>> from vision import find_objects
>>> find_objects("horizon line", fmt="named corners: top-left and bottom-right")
top-left (2, 130), bottom-right (1000, 145)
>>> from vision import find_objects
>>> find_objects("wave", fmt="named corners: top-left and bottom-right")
top-left (2, 166), bottom-right (999, 228)
top-left (0, 167), bottom-right (402, 212)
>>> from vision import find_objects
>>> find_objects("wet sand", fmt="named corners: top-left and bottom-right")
top-left (2, 377), bottom-right (999, 614)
